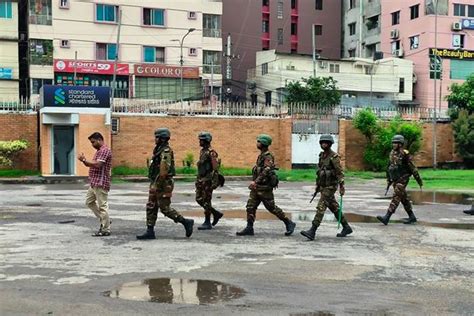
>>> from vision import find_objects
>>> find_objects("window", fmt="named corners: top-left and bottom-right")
top-left (277, 0), bottom-right (283, 18)
top-left (60, 39), bottom-right (70, 48)
top-left (391, 40), bottom-right (400, 55)
top-left (349, 23), bottom-right (356, 36)
top-left (349, 0), bottom-right (356, 10)
top-left (262, 63), bottom-right (268, 75)
top-left (277, 28), bottom-right (283, 44)
top-left (429, 54), bottom-right (441, 79)
top-left (30, 39), bottom-right (53, 65)
top-left (452, 34), bottom-right (465, 48)
top-left (31, 78), bottom-right (52, 94)
top-left (315, 0), bottom-right (323, 10)
top-left (469, 5), bottom-right (474, 17)
top-left (291, 23), bottom-right (297, 35)
top-left (29, 0), bottom-right (52, 25)
top-left (314, 25), bottom-right (322, 35)
top-left (143, 8), bottom-right (164, 26)
top-left (203, 50), bottom-right (221, 74)
top-left (59, 0), bottom-right (69, 9)
top-left (366, 15), bottom-right (379, 30)
top-left (391, 11), bottom-right (400, 25)
top-left (410, 4), bottom-right (419, 19)
top-left (348, 49), bottom-right (356, 57)
top-left (291, 0), bottom-right (297, 9)
top-left (188, 11), bottom-right (196, 19)
top-left (189, 48), bottom-right (197, 56)
top-left (0, 0), bottom-right (13, 18)
top-left (262, 0), bottom-right (269, 6)
top-left (262, 20), bottom-right (269, 33)
top-left (329, 63), bottom-right (340, 73)
top-left (453, 4), bottom-right (466, 16)
top-left (96, 43), bottom-right (117, 61)
top-left (399, 78), bottom-right (405, 93)
top-left (143, 46), bottom-right (165, 63)
top-left (450, 60), bottom-right (474, 80)
top-left (265, 91), bottom-right (272, 106)
top-left (96, 4), bottom-right (118, 23)
top-left (203, 14), bottom-right (221, 37)
top-left (136, 77), bottom-right (200, 100)
top-left (409, 35), bottom-right (419, 50)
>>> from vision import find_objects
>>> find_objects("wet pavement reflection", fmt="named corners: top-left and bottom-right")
top-left (108, 278), bottom-right (245, 305)
top-left (408, 191), bottom-right (473, 205)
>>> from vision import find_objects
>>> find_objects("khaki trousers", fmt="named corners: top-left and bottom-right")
top-left (85, 186), bottom-right (111, 232)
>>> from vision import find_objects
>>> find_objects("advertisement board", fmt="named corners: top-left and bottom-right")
top-left (41, 85), bottom-right (110, 108)
top-left (54, 59), bottom-right (129, 75)
top-left (134, 64), bottom-right (200, 78)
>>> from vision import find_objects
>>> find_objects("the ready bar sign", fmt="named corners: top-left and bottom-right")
top-left (430, 48), bottom-right (474, 60)
top-left (41, 85), bottom-right (110, 108)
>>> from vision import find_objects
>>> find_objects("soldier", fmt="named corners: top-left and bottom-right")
top-left (236, 134), bottom-right (296, 236)
top-left (377, 134), bottom-right (423, 225)
top-left (136, 128), bottom-right (194, 239)
top-left (195, 131), bottom-right (224, 230)
top-left (301, 134), bottom-right (352, 240)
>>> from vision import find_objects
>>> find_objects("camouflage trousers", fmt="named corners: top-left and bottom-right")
top-left (387, 179), bottom-right (412, 214)
top-left (312, 187), bottom-right (348, 227)
top-left (146, 179), bottom-right (184, 226)
top-left (195, 179), bottom-right (219, 216)
top-left (245, 188), bottom-right (289, 223)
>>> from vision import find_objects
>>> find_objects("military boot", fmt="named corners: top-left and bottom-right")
top-left (198, 214), bottom-right (212, 230)
top-left (236, 221), bottom-right (254, 236)
top-left (136, 225), bottom-right (156, 240)
top-left (376, 211), bottom-right (392, 226)
top-left (464, 207), bottom-right (474, 215)
top-left (336, 223), bottom-right (353, 237)
top-left (180, 218), bottom-right (194, 237)
top-left (211, 210), bottom-right (223, 226)
top-left (403, 210), bottom-right (417, 224)
top-left (283, 218), bottom-right (296, 236)
top-left (300, 225), bottom-right (317, 241)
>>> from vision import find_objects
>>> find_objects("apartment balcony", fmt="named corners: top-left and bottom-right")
top-left (364, 27), bottom-right (380, 46)
top-left (291, 8), bottom-right (298, 16)
top-left (291, 35), bottom-right (298, 43)
top-left (364, 2), bottom-right (381, 19)
top-left (262, 5), bottom-right (270, 14)
top-left (262, 32), bottom-right (270, 41)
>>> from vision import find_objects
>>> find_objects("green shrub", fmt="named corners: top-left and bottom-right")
top-left (0, 140), bottom-right (29, 167)
top-left (182, 152), bottom-right (194, 168)
top-left (451, 109), bottom-right (474, 167)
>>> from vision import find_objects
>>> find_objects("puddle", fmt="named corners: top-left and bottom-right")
top-left (378, 191), bottom-right (473, 205)
top-left (107, 278), bottom-right (245, 305)
top-left (25, 203), bottom-right (42, 207)
top-left (185, 209), bottom-right (289, 221)
top-left (290, 313), bottom-right (335, 316)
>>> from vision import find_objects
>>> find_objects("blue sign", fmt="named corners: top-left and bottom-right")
top-left (0, 67), bottom-right (13, 79)
top-left (462, 19), bottom-right (474, 30)
top-left (41, 85), bottom-right (110, 108)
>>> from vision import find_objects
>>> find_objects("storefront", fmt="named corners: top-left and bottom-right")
top-left (39, 85), bottom-right (111, 176)
top-left (54, 59), bottom-right (130, 98)
top-left (133, 64), bottom-right (201, 100)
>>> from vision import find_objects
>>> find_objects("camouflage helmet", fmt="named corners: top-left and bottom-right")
top-left (155, 128), bottom-right (170, 139)
top-left (392, 134), bottom-right (405, 144)
top-left (198, 131), bottom-right (212, 142)
top-left (256, 134), bottom-right (272, 146)
top-left (319, 134), bottom-right (334, 145)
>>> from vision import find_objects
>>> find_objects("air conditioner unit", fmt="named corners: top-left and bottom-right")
top-left (286, 65), bottom-right (296, 70)
top-left (396, 48), bottom-right (404, 57)
top-left (318, 61), bottom-right (328, 69)
top-left (390, 29), bottom-right (399, 39)
top-left (452, 22), bottom-right (462, 31)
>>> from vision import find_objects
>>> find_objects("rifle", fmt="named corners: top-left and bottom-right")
top-left (385, 181), bottom-right (392, 196)
top-left (310, 186), bottom-right (320, 203)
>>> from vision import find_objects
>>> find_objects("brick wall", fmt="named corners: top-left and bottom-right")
top-left (112, 115), bottom-right (293, 170)
top-left (0, 113), bottom-right (38, 170)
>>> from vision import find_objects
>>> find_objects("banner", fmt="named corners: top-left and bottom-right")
top-left (54, 59), bottom-right (129, 75)
top-left (134, 64), bottom-right (200, 78)
top-left (41, 85), bottom-right (110, 108)
top-left (430, 48), bottom-right (474, 60)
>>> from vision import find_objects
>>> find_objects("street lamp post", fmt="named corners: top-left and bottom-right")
top-left (174, 28), bottom-right (195, 113)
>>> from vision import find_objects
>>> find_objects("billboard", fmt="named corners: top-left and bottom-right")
top-left (41, 85), bottom-right (110, 108)
top-left (134, 64), bottom-right (200, 78)
top-left (54, 59), bottom-right (129, 75)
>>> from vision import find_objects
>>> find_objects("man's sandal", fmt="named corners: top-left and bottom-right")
top-left (92, 231), bottom-right (111, 237)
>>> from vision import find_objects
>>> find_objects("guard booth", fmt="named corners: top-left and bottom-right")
top-left (39, 85), bottom-right (111, 176)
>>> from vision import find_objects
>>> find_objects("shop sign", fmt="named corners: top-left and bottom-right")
top-left (430, 48), bottom-right (474, 60)
top-left (41, 85), bottom-right (110, 108)
top-left (134, 64), bottom-right (199, 78)
top-left (462, 19), bottom-right (474, 30)
top-left (0, 67), bottom-right (13, 79)
top-left (54, 59), bottom-right (129, 75)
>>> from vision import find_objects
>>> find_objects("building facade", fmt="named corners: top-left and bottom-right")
top-left (222, 0), bottom-right (341, 100)
top-left (380, 0), bottom-right (474, 109)
top-left (342, 0), bottom-right (381, 58)
top-left (24, 0), bottom-right (222, 102)
top-left (0, 0), bottom-right (19, 99)
top-left (248, 50), bottom-right (414, 107)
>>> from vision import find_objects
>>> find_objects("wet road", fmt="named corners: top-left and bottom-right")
top-left (0, 180), bottom-right (473, 315)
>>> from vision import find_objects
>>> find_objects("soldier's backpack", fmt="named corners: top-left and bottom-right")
top-left (268, 168), bottom-right (279, 188)
top-left (211, 157), bottom-right (225, 189)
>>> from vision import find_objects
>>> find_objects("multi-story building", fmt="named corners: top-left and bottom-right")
top-left (0, 0), bottom-right (19, 99)
top-left (342, 0), bottom-right (381, 58)
top-left (381, 0), bottom-right (474, 109)
top-left (23, 0), bottom-right (222, 101)
top-left (222, 0), bottom-right (341, 100)
top-left (248, 50), bottom-right (414, 107)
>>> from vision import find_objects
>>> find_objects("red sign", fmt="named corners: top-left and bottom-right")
top-left (54, 59), bottom-right (129, 75)
top-left (134, 64), bottom-right (200, 79)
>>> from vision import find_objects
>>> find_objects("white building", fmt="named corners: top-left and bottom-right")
top-left (247, 50), bottom-right (414, 107)
top-left (27, 0), bottom-right (222, 100)
top-left (0, 0), bottom-right (19, 99)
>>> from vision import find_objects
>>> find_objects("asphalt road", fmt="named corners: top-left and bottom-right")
top-left (1, 180), bottom-right (473, 315)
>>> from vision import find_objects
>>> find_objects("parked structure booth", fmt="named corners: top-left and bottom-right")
top-left (39, 85), bottom-right (111, 176)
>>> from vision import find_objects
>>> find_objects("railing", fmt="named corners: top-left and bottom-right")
top-left (203, 28), bottom-right (221, 38)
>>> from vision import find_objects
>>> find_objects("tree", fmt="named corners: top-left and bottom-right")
top-left (285, 76), bottom-right (341, 107)
top-left (0, 140), bottom-right (28, 167)
top-left (446, 74), bottom-right (474, 167)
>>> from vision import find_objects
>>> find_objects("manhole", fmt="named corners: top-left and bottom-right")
top-left (107, 278), bottom-right (245, 305)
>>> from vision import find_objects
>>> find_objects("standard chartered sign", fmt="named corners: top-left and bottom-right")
top-left (41, 85), bottom-right (111, 108)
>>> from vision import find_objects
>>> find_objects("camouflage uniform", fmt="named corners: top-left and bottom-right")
top-left (195, 146), bottom-right (221, 218)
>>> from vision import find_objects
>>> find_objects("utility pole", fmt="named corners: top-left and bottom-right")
top-left (312, 24), bottom-right (316, 77)
top-left (210, 59), bottom-right (214, 104)
top-left (432, 0), bottom-right (438, 169)
top-left (111, 8), bottom-right (122, 111)
top-left (223, 33), bottom-right (239, 102)
top-left (369, 64), bottom-right (373, 107)
top-left (178, 28), bottom-right (195, 112)
top-left (359, 0), bottom-right (364, 57)
top-left (73, 51), bottom-right (77, 85)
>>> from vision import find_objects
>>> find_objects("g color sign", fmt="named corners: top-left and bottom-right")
top-left (41, 85), bottom-right (110, 108)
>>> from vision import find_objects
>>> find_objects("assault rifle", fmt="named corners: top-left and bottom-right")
top-left (385, 181), bottom-right (392, 196)
top-left (310, 186), bottom-right (321, 203)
